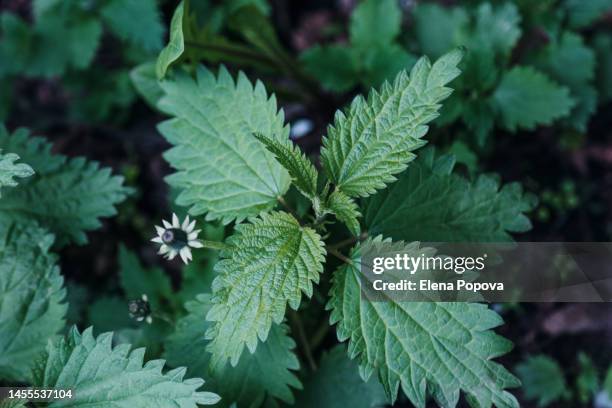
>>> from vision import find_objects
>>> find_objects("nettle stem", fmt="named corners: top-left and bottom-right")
top-left (327, 247), bottom-right (354, 265)
top-left (309, 319), bottom-right (331, 352)
top-left (277, 196), bottom-right (299, 220)
top-left (288, 309), bottom-right (317, 371)
top-left (200, 240), bottom-right (230, 251)
top-left (327, 232), bottom-right (368, 251)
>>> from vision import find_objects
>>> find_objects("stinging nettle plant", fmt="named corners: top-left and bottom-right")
top-left (153, 44), bottom-right (533, 407)
top-left (0, 5), bottom-right (535, 407)
top-left (0, 44), bottom-right (534, 408)
top-left (3, 0), bottom-right (612, 406)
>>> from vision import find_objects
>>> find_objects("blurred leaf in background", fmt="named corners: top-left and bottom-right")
top-left (301, 0), bottom-right (415, 92)
top-left (516, 355), bottom-right (570, 407)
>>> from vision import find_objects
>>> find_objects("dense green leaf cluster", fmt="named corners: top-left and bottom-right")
top-left (0, 0), bottom-right (163, 78)
top-left (5, 1), bottom-right (600, 407)
top-left (516, 352), bottom-right (612, 407)
top-left (0, 126), bottom-right (131, 246)
top-left (0, 0), bottom-right (164, 122)
top-left (152, 40), bottom-right (534, 405)
top-left (298, 0), bottom-right (612, 148)
top-left (0, 203), bottom-right (217, 404)
top-left (516, 355), bottom-right (570, 406)
top-left (301, 0), bottom-right (415, 92)
top-left (414, 2), bottom-right (579, 143)
top-left (0, 126), bottom-right (193, 406)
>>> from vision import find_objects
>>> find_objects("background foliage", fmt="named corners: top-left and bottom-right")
top-left (1, 0), bottom-right (612, 407)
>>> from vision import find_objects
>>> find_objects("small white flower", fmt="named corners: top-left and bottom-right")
top-left (151, 213), bottom-right (203, 264)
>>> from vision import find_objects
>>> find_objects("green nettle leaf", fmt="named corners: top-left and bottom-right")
top-left (534, 31), bottom-right (595, 89)
top-left (0, 13), bottom-right (32, 77)
top-left (47, 18), bottom-right (101, 72)
top-left (0, 400), bottom-right (26, 408)
top-left (464, 99), bottom-right (495, 146)
top-left (363, 149), bottom-right (535, 242)
top-left (34, 326), bottom-right (220, 407)
top-left (414, 2), bottom-right (519, 60)
top-left (0, 219), bottom-right (66, 382)
top-left (253, 132), bottom-right (318, 200)
top-left (0, 127), bottom-right (131, 246)
top-left (227, 5), bottom-right (293, 71)
top-left (413, 4), bottom-right (468, 59)
top-left (165, 295), bottom-right (302, 407)
top-left (164, 0), bottom-right (278, 74)
top-left (359, 45), bottom-right (417, 89)
top-left (516, 355), bottom-right (569, 407)
top-left (0, 149), bottom-right (33, 196)
top-left (295, 345), bottom-right (386, 408)
top-left (301, 0), bottom-right (414, 92)
top-left (158, 66), bottom-right (291, 223)
top-left (413, 3), bottom-right (520, 145)
top-left (156, 1), bottom-right (185, 79)
top-left (300, 45), bottom-right (359, 92)
top-left (531, 31), bottom-right (597, 131)
top-left (350, 0), bottom-right (401, 50)
top-left (493, 66), bottom-right (574, 131)
top-left (325, 189), bottom-right (361, 236)
top-left (448, 140), bottom-right (478, 173)
top-left (471, 3), bottom-right (521, 57)
top-left (206, 211), bottom-right (325, 366)
top-left (1, 8), bottom-right (102, 78)
top-left (101, 0), bottom-right (164, 52)
top-left (0, 126), bottom-right (63, 173)
top-left (320, 48), bottom-right (463, 197)
top-left (327, 238), bottom-right (520, 407)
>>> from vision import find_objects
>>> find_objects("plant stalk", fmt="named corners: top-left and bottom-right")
top-left (200, 240), bottom-right (230, 251)
top-left (289, 309), bottom-right (317, 371)
top-left (327, 247), bottom-right (354, 265)
top-left (326, 231), bottom-right (369, 251)
top-left (309, 319), bottom-right (331, 352)
top-left (277, 196), bottom-right (300, 220)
